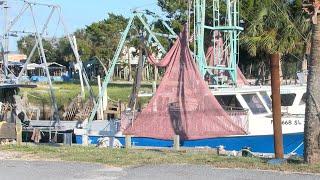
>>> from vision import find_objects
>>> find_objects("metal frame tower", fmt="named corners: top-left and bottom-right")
top-left (195, 0), bottom-right (243, 86)
top-left (0, 1), bottom-right (93, 127)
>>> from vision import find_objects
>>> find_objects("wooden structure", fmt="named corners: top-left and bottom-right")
top-left (62, 94), bottom-right (124, 121)
top-left (0, 122), bottom-right (16, 140)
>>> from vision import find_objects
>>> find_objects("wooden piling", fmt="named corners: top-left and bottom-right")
top-left (125, 135), bottom-right (132, 149)
top-left (173, 135), bottom-right (180, 150)
top-left (152, 81), bottom-right (157, 93)
top-left (82, 130), bottom-right (89, 146)
top-left (15, 121), bottom-right (22, 146)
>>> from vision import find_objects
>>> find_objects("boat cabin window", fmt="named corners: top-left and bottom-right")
top-left (280, 93), bottom-right (296, 106)
top-left (242, 94), bottom-right (268, 114)
top-left (260, 92), bottom-right (272, 109)
top-left (215, 95), bottom-right (243, 110)
top-left (299, 93), bottom-right (307, 105)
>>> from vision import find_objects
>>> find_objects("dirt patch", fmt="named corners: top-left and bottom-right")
top-left (0, 151), bottom-right (43, 161)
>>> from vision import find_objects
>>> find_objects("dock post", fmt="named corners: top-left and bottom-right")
top-left (97, 75), bottom-right (104, 120)
top-left (173, 135), bottom-right (180, 150)
top-left (152, 81), bottom-right (157, 93)
top-left (63, 133), bottom-right (72, 146)
top-left (82, 130), bottom-right (89, 146)
top-left (125, 135), bottom-right (132, 149)
top-left (15, 121), bottom-right (22, 146)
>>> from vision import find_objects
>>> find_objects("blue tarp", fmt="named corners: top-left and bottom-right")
top-left (30, 75), bottom-right (70, 82)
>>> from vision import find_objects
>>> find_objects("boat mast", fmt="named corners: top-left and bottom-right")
top-left (194, 0), bottom-right (243, 87)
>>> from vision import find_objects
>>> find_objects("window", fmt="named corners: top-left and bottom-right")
top-left (299, 93), bottom-right (307, 105)
top-left (215, 95), bottom-right (243, 111)
top-left (280, 93), bottom-right (296, 106)
top-left (260, 92), bottom-right (272, 109)
top-left (242, 94), bottom-right (268, 114)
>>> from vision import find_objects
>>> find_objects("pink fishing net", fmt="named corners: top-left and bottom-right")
top-left (206, 31), bottom-right (249, 85)
top-left (123, 27), bottom-right (246, 140)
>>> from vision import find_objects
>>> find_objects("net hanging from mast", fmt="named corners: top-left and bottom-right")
top-left (123, 26), bottom-right (246, 140)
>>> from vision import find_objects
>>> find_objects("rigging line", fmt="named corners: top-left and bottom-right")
top-left (288, 53), bottom-right (304, 63)
top-left (5, 66), bottom-right (17, 78)
top-left (271, 0), bottom-right (308, 42)
top-left (52, 11), bottom-right (61, 40)
top-left (133, 2), bottom-right (157, 10)
top-left (188, 0), bottom-right (191, 39)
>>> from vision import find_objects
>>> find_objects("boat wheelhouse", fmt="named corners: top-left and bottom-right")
top-left (212, 86), bottom-right (304, 136)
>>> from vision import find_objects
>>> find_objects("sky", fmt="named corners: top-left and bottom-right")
top-left (40, 0), bottom-right (162, 31)
top-left (2, 0), bottom-right (162, 51)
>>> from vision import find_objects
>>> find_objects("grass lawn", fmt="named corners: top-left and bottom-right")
top-left (1, 145), bottom-right (320, 173)
top-left (20, 82), bottom-right (153, 107)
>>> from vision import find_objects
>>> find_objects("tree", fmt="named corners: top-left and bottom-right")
top-left (158, 0), bottom-right (188, 31)
top-left (241, 1), bottom-right (308, 158)
top-left (17, 13), bottom-right (129, 69)
top-left (74, 29), bottom-right (94, 61)
top-left (85, 13), bottom-right (128, 64)
top-left (303, 0), bottom-right (320, 164)
top-left (17, 35), bottom-right (60, 63)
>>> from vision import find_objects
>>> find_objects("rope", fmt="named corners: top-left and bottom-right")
top-left (26, 91), bottom-right (43, 100)
top-left (52, 11), bottom-right (61, 40)
top-left (132, 2), bottom-right (157, 11)
top-left (289, 141), bottom-right (304, 155)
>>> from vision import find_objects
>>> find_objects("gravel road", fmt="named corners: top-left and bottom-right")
top-left (0, 160), bottom-right (319, 180)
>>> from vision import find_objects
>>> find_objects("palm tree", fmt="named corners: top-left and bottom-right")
top-left (241, 2), bottom-right (308, 158)
top-left (303, 0), bottom-right (320, 164)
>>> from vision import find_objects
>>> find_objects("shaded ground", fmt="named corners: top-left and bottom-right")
top-left (0, 160), bottom-right (319, 180)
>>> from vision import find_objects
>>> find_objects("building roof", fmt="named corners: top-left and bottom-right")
top-left (40, 62), bottom-right (66, 67)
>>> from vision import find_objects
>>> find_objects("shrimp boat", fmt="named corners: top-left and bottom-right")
top-left (74, 30), bottom-right (306, 156)
top-left (75, 2), bottom-right (306, 156)
top-left (74, 84), bottom-right (305, 156)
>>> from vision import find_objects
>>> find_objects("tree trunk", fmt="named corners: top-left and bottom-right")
top-left (128, 46), bottom-right (132, 81)
top-left (279, 59), bottom-right (283, 84)
top-left (262, 62), bottom-right (266, 85)
top-left (249, 62), bottom-right (253, 77)
top-left (304, 14), bottom-right (320, 164)
top-left (270, 53), bottom-right (284, 159)
top-left (302, 41), bottom-right (311, 83)
top-left (128, 45), bottom-right (144, 110)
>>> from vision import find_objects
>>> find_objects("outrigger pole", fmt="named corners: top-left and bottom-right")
top-left (87, 10), bottom-right (177, 128)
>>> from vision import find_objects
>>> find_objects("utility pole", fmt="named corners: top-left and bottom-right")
top-left (270, 53), bottom-right (284, 159)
